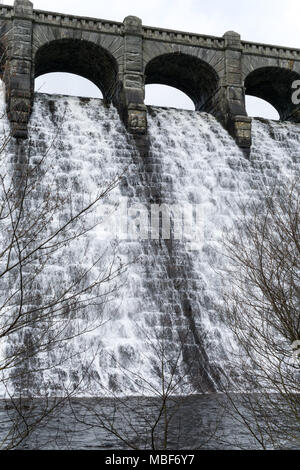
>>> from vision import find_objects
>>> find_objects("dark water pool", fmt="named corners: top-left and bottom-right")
top-left (0, 394), bottom-right (298, 450)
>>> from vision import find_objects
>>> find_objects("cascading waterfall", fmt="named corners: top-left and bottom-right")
top-left (0, 85), bottom-right (300, 398)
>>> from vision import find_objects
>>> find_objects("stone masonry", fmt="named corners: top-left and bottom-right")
top-left (1, 0), bottom-right (300, 152)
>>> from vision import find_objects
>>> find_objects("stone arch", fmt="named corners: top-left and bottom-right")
top-left (34, 39), bottom-right (119, 103)
top-left (144, 52), bottom-right (220, 111)
top-left (244, 66), bottom-right (300, 122)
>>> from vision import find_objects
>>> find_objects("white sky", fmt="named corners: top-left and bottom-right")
top-left (6, 0), bottom-right (300, 118)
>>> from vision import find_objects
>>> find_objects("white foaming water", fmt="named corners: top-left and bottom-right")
top-left (147, 110), bottom-right (300, 386)
top-left (0, 90), bottom-right (299, 397)
top-left (0, 81), bottom-right (13, 398)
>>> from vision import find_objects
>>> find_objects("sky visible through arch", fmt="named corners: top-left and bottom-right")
top-left (5, 0), bottom-right (300, 119)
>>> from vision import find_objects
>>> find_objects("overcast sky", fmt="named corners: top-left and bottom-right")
top-left (6, 0), bottom-right (300, 118)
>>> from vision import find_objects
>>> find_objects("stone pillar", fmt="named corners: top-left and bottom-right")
top-left (120, 16), bottom-right (147, 135)
top-left (222, 31), bottom-right (252, 152)
top-left (6, 0), bottom-right (34, 139)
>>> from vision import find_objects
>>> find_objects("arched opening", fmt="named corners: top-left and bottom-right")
top-left (246, 96), bottom-right (279, 120)
top-left (145, 84), bottom-right (194, 110)
top-left (34, 39), bottom-right (119, 103)
top-left (145, 53), bottom-right (219, 112)
top-left (245, 67), bottom-right (300, 122)
top-left (35, 73), bottom-right (103, 99)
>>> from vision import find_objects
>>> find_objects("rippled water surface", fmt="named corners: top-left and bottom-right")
top-left (0, 395), bottom-right (280, 450)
